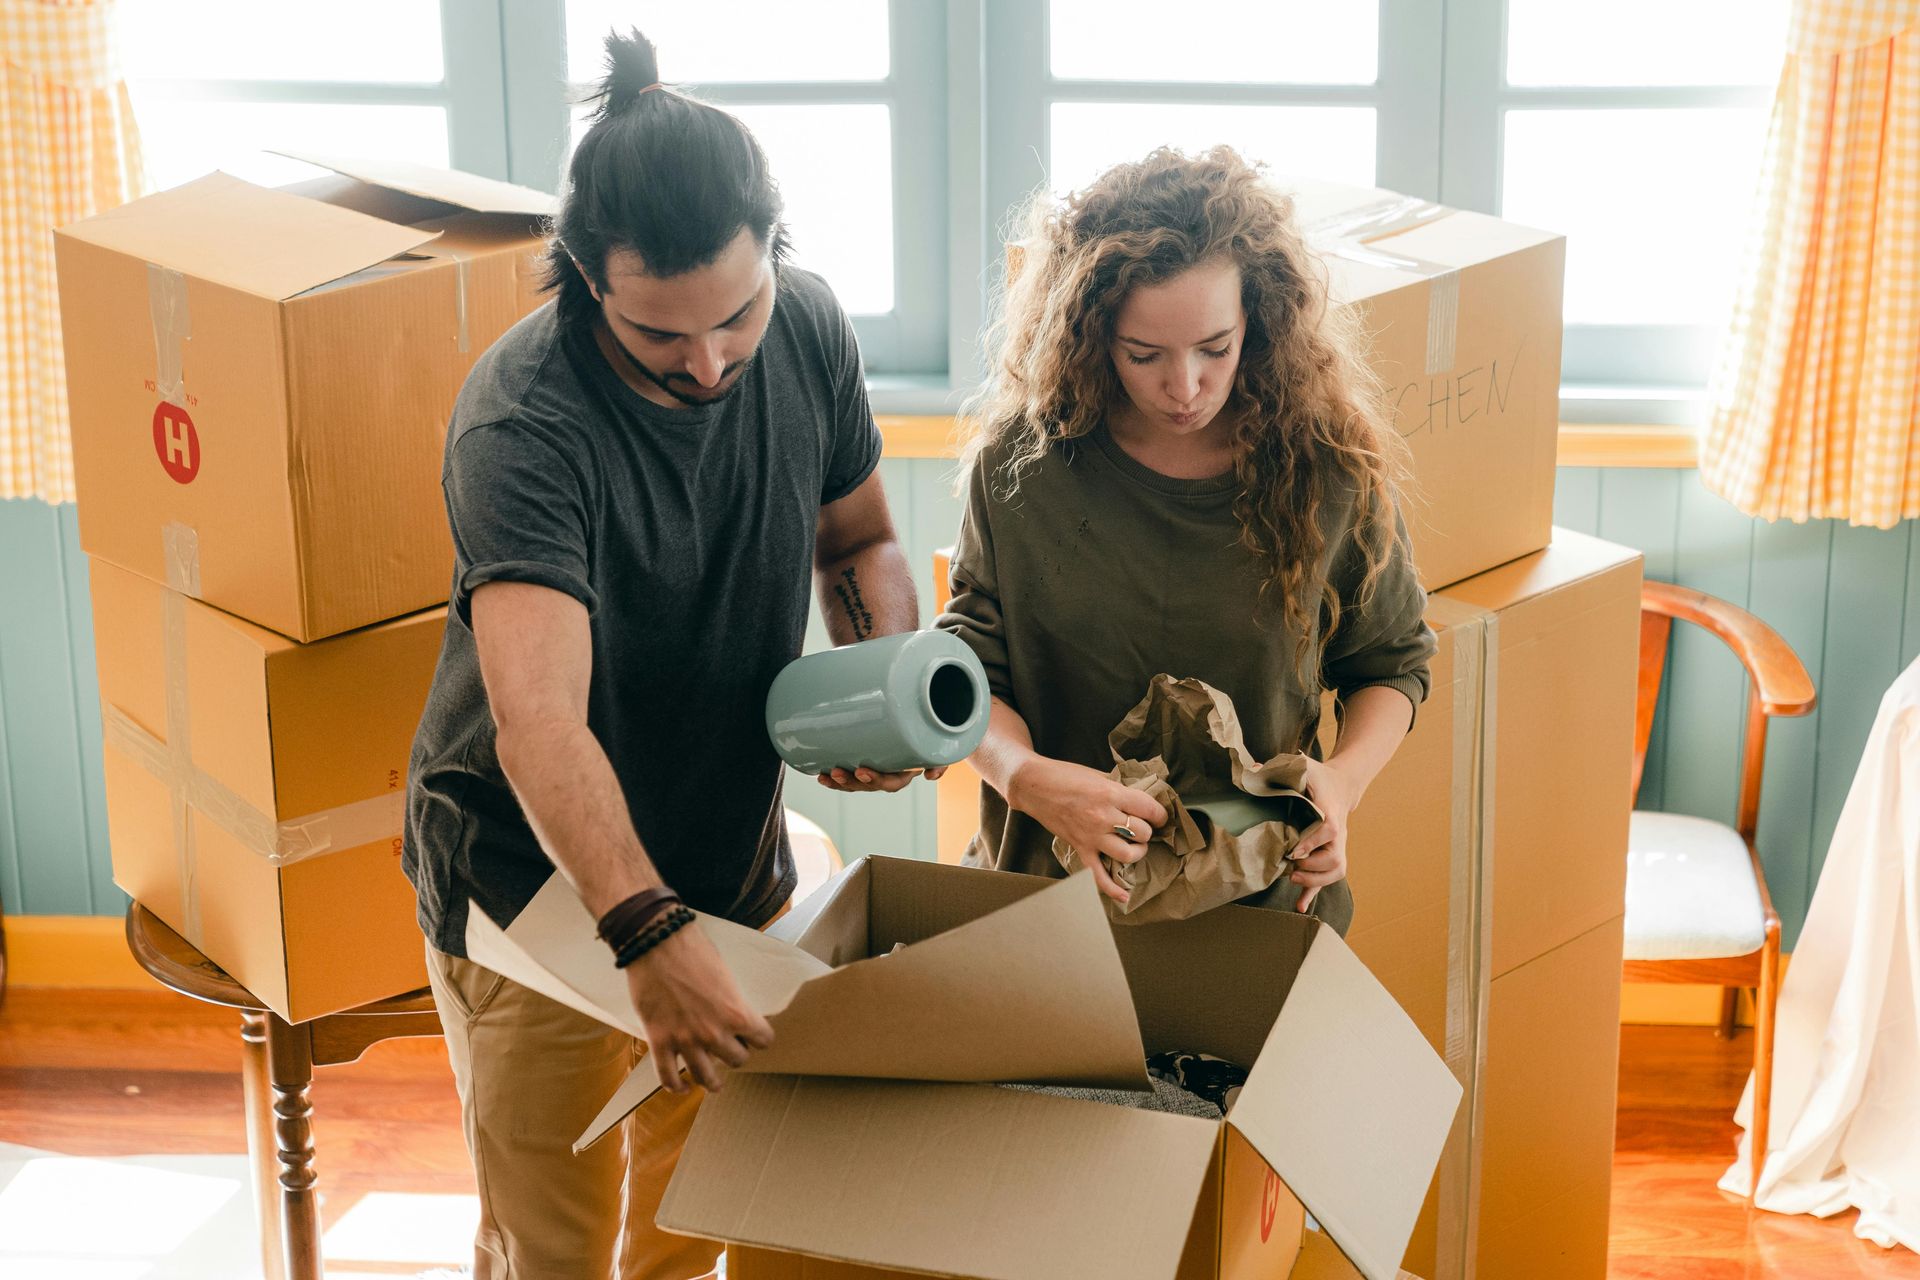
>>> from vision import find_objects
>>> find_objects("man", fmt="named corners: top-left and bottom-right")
top-left (403, 29), bottom-right (933, 1279)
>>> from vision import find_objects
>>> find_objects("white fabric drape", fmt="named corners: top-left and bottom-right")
top-left (1721, 656), bottom-right (1920, 1251)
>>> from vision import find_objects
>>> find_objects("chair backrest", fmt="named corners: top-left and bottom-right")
top-left (1635, 580), bottom-right (1817, 847)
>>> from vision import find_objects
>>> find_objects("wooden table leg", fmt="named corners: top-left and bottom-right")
top-left (240, 1011), bottom-right (287, 1280)
top-left (265, 1013), bottom-right (322, 1280)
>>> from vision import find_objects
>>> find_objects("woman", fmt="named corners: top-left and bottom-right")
top-left (937, 146), bottom-right (1436, 932)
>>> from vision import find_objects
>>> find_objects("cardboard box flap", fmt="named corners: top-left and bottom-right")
top-left (1227, 927), bottom-right (1463, 1280)
top-left (765, 853), bottom-right (869, 951)
top-left (1439, 524), bottom-right (1642, 615)
top-left (660, 1074), bottom-right (1221, 1280)
top-left (270, 151), bottom-right (557, 218)
top-left (745, 867), bottom-right (1146, 1083)
top-left (572, 870), bottom-right (1152, 1150)
top-left (57, 172), bottom-right (440, 299)
top-left (464, 872), bottom-right (828, 1046)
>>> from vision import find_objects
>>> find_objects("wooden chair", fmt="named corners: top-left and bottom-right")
top-left (124, 904), bottom-right (443, 1280)
top-left (1624, 580), bottom-right (1815, 1200)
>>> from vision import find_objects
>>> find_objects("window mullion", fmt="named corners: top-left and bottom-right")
top-left (945, 0), bottom-right (989, 392)
top-left (1438, 0), bottom-right (1506, 215)
top-left (1376, 0), bottom-right (1446, 198)
top-left (983, 0), bottom-right (1048, 292)
top-left (441, 0), bottom-right (511, 180)
top-left (499, 0), bottom-right (571, 192)
top-left (887, 0), bottom-right (952, 376)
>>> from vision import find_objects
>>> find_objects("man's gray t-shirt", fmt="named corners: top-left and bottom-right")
top-left (403, 266), bottom-right (881, 958)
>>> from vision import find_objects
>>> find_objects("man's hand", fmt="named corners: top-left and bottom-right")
top-left (625, 923), bottom-right (775, 1094)
top-left (816, 764), bottom-right (949, 793)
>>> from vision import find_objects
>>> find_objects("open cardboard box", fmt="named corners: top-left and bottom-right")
top-left (54, 153), bottom-right (553, 641)
top-left (468, 856), bottom-right (1462, 1280)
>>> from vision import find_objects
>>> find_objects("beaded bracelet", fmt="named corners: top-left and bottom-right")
top-left (614, 904), bottom-right (696, 970)
top-left (597, 888), bottom-right (681, 957)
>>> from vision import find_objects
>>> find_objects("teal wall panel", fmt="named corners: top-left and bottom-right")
top-left (0, 498), bottom-right (118, 916)
top-left (1745, 518), bottom-right (1836, 943)
top-left (1552, 468), bottom-right (1600, 536)
top-left (1902, 521), bottom-right (1920, 671)
top-left (1660, 479), bottom-right (1754, 828)
top-left (1806, 523), bottom-right (1912, 937)
top-left (1596, 469), bottom-right (1682, 812)
top-left (3, 467), bottom-right (1914, 952)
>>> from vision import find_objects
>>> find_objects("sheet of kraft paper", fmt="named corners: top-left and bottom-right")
top-left (1054, 674), bottom-right (1324, 924)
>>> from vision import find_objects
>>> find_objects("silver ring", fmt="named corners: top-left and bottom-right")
top-left (1111, 821), bottom-right (1140, 843)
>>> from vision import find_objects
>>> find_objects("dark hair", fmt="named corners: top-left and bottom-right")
top-left (542, 29), bottom-right (790, 326)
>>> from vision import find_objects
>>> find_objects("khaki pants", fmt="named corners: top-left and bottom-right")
top-left (425, 943), bottom-right (720, 1280)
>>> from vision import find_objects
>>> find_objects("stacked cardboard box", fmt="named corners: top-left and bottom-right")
top-left (55, 155), bottom-right (554, 1020)
top-left (1341, 531), bottom-right (1641, 1280)
top-left (1287, 177), bottom-right (1565, 592)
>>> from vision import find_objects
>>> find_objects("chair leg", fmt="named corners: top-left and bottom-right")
top-left (1751, 942), bottom-right (1782, 1202)
top-left (1717, 986), bottom-right (1740, 1039)
top-left (265, 1014), bottom-right (323, 1279)
top-left (240, 1011), bottom-right (287, 1280)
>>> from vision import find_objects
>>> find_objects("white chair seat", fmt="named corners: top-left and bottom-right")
top-left (1624, 811), bottom-right (1768, 961)
top-left (785, 809), bottom-right (844, 908)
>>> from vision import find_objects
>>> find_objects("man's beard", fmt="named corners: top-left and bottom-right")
top-left (606, 327), bottom-right (756, 407)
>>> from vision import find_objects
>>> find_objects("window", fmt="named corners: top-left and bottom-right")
top-left (122, 1), bottom-right (1789, 410)
top-left (1467, 0), bottom-right (1789, 417)
top-left (119, 0), bottom-right (505, 193)
top-left (1044, 0), bottom-right (1381, 194)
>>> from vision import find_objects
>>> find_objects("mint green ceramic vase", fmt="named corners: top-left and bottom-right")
top-left (765, 630), bottom-right (990, 773)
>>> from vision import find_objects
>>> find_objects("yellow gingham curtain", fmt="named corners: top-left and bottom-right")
top-left (1, 0), bottom-right (144, 504)
top-left (1703, 0), bottom-right (1920, 527)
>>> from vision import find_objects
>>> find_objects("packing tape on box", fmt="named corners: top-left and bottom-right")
top-left (101, 586), bottom-right (407, 940)
top-left (147, 264), bottom-right (190, 404)
top-left (450, 249), bottom-right (471, 354)
top-left (1305, 196), bottom-right (1462, 375)
top-left (418, 243), bottom-right (472, 354)
top-left (1425, 593), bottom-right (1499, 1280)
top-left (1424, 271), bottom-right (1460, 378)
top-left (162, 521), bottom-right (201, 598)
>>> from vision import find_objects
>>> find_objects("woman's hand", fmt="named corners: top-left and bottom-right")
top-left (816, 765), bottom-right (948, 793)
top-left (1008, 756), bottom-right (1168, 904)
top-left (1289, 756), bottom-right (1361, 911)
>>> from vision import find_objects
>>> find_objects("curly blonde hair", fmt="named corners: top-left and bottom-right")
top-left (963, 146), bottom-right (1410, 675)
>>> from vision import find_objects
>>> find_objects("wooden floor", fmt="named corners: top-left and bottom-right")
top-left (1, 989), bottom-right (1916, 1278)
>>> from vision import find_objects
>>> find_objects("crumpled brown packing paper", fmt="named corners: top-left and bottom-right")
top-left (1052, 675), bottom-right (1323, 924)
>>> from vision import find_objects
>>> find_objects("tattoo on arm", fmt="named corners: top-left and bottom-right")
top-left (832, 567), bottom-right (876, 640)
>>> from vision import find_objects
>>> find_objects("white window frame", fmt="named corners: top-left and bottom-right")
top-left (128, 1), bottom-right (1774, 420)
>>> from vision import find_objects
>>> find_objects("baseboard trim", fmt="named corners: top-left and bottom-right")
top-left (4, 915), bottom-right (159, 991)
